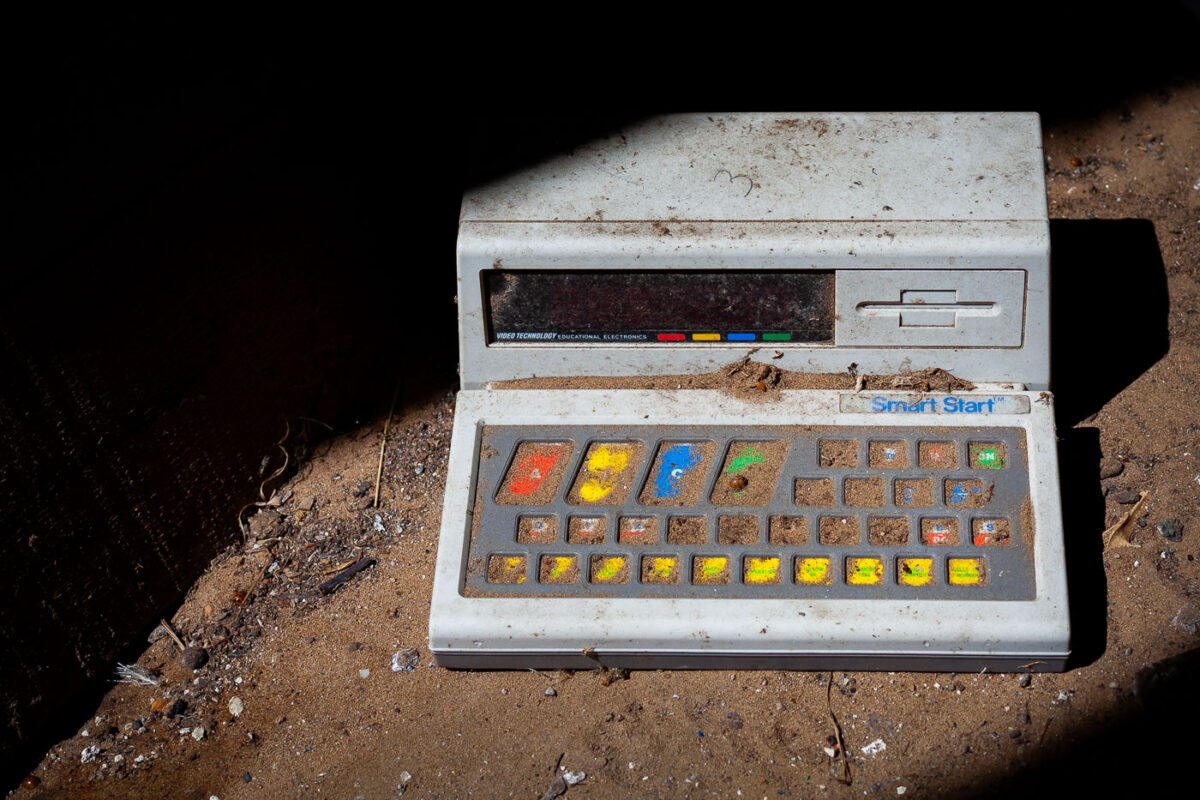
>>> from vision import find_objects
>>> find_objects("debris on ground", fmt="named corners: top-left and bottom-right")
top-left (318, 557), bottom-right (376, 594)
top-left (1103, 491), bottom-right (1149, 548)
top-left (180, 646), bottom-right (209, 670)
top-left (1157, 518), bottom-right (1183, 542)
top-left (391, 647), bottom-right (420, 672)
top-left (598, 667), bottom-right (630, 686)
top-left (861, 738), bottom-right (887, 756)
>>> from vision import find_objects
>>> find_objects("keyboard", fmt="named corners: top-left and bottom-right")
top-left (430, 389), bottom-right (1069, 671)
top-left (466, 424), bottom-right (1032, 600)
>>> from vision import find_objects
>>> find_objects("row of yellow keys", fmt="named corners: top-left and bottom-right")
top-left (488, 554), bottom-right (986, 587)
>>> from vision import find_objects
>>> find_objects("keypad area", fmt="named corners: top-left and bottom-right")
top-left (463, 426), bottom-right (1033, 600)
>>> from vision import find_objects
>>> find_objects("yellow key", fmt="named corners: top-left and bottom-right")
top-left (545, 556), bottom-right (574, 581)
top-left (744, 557), bottom-right (781, 585)
top-left (646, 557), bottom-right (676, 581)
top-left (796, 557), bottom-right (832, 585)
top-left (488, 555), bottom-right (527, 584)
top-left (592, 556), bottom-right (627, 583)
top-left (847, 557), bottom-right (884, 586)
top-left (948, 558), bottom-right (985, 586)
top-left (898, 557), bottom-right (933, 587)
top-left (577, 444), bottom-right (636, 503)
top-left (693, 556), bottom-right (729, 584)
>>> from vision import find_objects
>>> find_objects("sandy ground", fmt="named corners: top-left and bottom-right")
top-left (13, 86), bottom-right (1200, 799)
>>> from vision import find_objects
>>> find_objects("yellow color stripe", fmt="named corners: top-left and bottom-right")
top-left (692, 333), bottom-right (721, 341)
top-left (697, 556), bottom-right (727, 578)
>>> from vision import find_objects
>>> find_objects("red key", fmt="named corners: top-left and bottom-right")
top-left (509, 451), bottom-right (562, 496)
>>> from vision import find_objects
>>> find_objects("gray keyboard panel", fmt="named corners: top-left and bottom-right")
top-left (462, 425), bottom-right (1033, 601)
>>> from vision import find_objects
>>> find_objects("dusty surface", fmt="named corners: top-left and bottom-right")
top-left (497, 366), bottom-right (973, 400)
top-left (14, 86), bottom-right (1200, 799)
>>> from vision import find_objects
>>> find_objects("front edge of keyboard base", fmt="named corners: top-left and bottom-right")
top-left (431, 649), bottom-right (1069, 672)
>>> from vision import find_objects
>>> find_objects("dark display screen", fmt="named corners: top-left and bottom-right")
top-left (484, 270), bottom-right (834, 344)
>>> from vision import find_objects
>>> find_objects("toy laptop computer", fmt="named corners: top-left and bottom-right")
top-left (430, 113), bottom-right (1069, 672)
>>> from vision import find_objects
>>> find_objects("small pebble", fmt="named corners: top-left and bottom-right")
top-left (359, 669), bottom-right (370, 679)
top-left (1156, 518), bottom-right (1183, 542)
top-left (243, 772), bottom-right (253, 783)
top-left (192, 727), bottom-right (206, 741)
top-left (1017, 674), bottom-right (1032, 688)
top-left (729, 475), bottom-right (748, 490)
top-left (181, 647), bottom-right (209, 670)
top-left (1111, 490), bottom-right (1141, 504)
top-left (1098, 458), bottom-right (1124, 479)
top-left (545, 687), bottom-right (557, 697)
top-left (228, 697), bottom-right (245, 718)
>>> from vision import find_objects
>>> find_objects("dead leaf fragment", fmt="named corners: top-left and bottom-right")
top-left (1102, 491), bottom-right (1148, 548)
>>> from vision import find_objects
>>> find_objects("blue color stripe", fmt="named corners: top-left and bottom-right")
top-left (727, 333), bottom-right (756, 341)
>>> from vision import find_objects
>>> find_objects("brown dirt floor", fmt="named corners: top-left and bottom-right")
top-left (16, 88), bottom-right (1200, 799)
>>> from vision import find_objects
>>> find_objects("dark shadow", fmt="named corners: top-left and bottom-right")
top-left (1056, 426), bottom-right (1106, 669)
top-left (957, 648), bottom-right (1200, 799)
top-left (1049, 219), bottom-right (1170, 428)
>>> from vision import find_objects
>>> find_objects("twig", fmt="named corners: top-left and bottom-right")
top-left (229, 550), bottom-right (278, 633)
top-left (373, 384), bottom-right (401, 508)
top-left (826, 674), bottom-right (852, 785)
top-left (158, 619), bottom-right (186, 652)
top-left (238, 419), bottom-right (293, 540)
top-left (260, 418), bottom-right (292, 500)
top-left (319, 557), bottom-right (376, 594)
top-left (323, 560), bottom-right (358, 575)
top-left (1039, 717), bottom-right (1054, 744)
